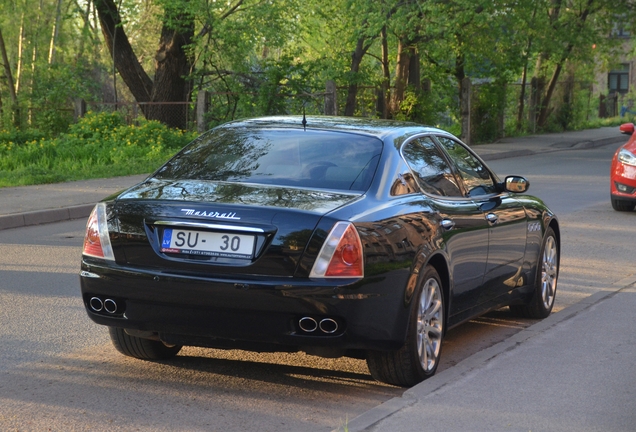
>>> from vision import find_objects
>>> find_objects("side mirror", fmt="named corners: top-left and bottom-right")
top-left (620, 123), bottom-right (634, 135)
top-left (504, 176), bottom-right (529, 193)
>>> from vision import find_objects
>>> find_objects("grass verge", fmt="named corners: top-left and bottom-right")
top-left (0, 112), bottom-right (197, 188)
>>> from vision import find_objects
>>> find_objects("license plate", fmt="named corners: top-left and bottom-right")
top-left (161, 228), bottom-right (255, 259)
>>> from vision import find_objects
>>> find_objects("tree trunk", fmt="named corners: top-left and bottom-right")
top-left (454, 52), bottom-right (467, 133)
top-left (94, 0), bottom-right (194, 129)
top-left (390, 39), bottom-right (411, 116)
top-left (16, 13), bottom-right (25, 95)
top-left (77, 0), bottom-right (94, 59)
top-left (48, 0), bottom-right (63, 64)
top-left (537, 60), bottom-right (564, 128)
top-left (379, 26), bottom-right (390, 119)
top-left (0, 25), bottom-right (19, 126)
top-left (29, 1), bottom-right (42, 102)
top-left (344, 37), bottom-right (368, 117)
top-left (148, 14), bottom-right (194, 129)
top-left (93, 0), bottom-right (153, 106)
top-left (517, 3), bottom-right (538, 132)
top-left (517, 59), bottom-right (529, 132)
top-left (536, 0), bottom-right (593, 128)
top-left (460, 77), bottom-right (471, 144)
top-left (407, 48), bottom-right (420, 90)
top-left (0, 26), bottom-right (18, 105)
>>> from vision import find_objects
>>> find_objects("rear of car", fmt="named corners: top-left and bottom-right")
top-left (611, 123), bottom-right (636, 211)
top-left (80, 120), bottom-right (408, 355)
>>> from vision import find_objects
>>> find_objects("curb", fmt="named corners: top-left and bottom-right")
top-left (479, 149), bottom-right (535, 161)
top-left (0, 203), bottom-right (94, 231)
top-left (478, 135), bottom-right (626, 161)
top-left (339, 273), bottom-right (636, 432)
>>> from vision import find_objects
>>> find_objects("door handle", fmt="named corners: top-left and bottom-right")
top-left (486, 213), bottom-right (498, 224)
top-left (440, 219), bottom-right (455, 230)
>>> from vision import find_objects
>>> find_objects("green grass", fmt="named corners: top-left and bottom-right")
top-left (0, 112), bottom-right (197, 188)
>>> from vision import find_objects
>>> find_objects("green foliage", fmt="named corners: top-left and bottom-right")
top-left (394, 87), bottom-right (441, 126)
top-left (579, 116), bottom-right (625, 129)
top-left (24, 62), bottom-right (104, 135)
top-left (0, 0), bottom-right (633, 169)
top-left (0, 112), bottom-right (197, 187)
top-left (0, 128), bottom-right (47, 145)
top-left (471, 81), bottom-right (507, 143)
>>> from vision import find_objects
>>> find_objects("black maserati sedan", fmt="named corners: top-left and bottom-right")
top-left (80, 116), bottom-right (559, 387)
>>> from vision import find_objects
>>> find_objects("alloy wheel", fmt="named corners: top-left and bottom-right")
top-left (541, 236), bottom-right (558, 309)
top-left (417, 277), bottom-right (443, 372)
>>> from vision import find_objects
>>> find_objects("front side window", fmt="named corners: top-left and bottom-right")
top-left (155, 128), bottom-right (383, 192)
top-left (435, 136), bottom-right (496, 197)
top-left (401, 137), bottom-right (462, 197)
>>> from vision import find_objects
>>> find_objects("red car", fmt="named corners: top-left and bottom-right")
top-left (611, 123), bottom-right (636, 211)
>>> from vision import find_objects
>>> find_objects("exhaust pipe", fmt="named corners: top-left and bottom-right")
top-left (89, 297), bottom-right (103, 312)
top-left (103, 299), bottom-right (118, 314)
top-left (319, 318), bottom-right (338, 334)
top-left (298, 317), bottom-right (318, 333)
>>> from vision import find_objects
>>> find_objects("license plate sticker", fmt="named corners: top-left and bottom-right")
top-left (161, 228), bottom-right (255, 259)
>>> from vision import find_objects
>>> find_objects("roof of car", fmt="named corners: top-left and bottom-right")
top-left (217, 116), bottom-right (449, 141)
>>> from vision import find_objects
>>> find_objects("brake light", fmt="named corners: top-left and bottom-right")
top-left (310, 222), bottom-right (364, 278)
top-left (82, 203), bottom-right (115, 260)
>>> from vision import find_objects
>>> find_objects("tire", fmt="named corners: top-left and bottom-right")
top-left (367, 265), bottom-right (444, 387)
top-left (611, 198), bottom-right (635, 212)
top-left (108, 327), bottom-right (182, 360)
top-left (511, 227), bottom-right (559, 319)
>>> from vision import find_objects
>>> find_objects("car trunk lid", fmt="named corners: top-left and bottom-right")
top-left (111, 178), bottom-right (361, 277)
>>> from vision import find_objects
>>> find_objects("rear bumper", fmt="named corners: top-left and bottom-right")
top-left (80, 260), bottom-right (411, 353)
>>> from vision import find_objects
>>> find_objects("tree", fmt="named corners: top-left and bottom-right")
top-left (93, 0), bottom-right (192, 129)
top-left (0, 24), bottom-right (19, 124)
top-left (531, 0), bottom-right (633, 129)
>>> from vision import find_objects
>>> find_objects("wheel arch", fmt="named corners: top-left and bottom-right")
top-left (546, 217), bottom-right (561, 262)
top-left (401, 250), bottom-right (450, 337)
top-left (425, 252), bottom-right (450, 333)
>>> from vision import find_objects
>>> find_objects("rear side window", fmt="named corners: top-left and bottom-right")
top-left (155, 129), bottom-right (383, 192)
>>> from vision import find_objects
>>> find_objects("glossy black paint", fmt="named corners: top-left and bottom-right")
top-left (81, 116), bottom-right (559, 358)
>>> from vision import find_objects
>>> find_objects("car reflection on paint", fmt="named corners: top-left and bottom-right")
top-left (80, 116), bottom-right (560, 387)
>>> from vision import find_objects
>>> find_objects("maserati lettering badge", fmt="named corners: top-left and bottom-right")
top-left (181, 208), bottom-right (241, 220)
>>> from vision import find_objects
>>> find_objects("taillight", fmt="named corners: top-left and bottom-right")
top-left (82, 203), bottom-right (115, 260)
top-left (310, 222), bottom-right (363, 278)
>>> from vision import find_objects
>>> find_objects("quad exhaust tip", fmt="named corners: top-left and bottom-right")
top-left (103, 298), bottom-right (118, 314)
top-left (89, 297), bottom-right (103, 312)
top-left (89, 296), bottom-right (118, 314)
top-left (298, 317), bottom-right (339, 334)
top-left (319, 318), bottom-right (338, 334)
top-left (298, 317), bottom-right (318, 333)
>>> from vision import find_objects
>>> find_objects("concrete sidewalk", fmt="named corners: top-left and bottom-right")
top-left (0, 126), bottom-right (626, 231)
top-left (344, 278), bottom-right (636, 432)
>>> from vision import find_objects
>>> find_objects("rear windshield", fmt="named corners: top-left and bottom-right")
top-left (155, 128), bottom-right (383, 192)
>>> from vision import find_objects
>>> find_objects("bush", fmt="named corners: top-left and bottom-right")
top-left (394, 87), bottom-right (445, 126)
top-left (471, 81), bottom-right (507, 143)
top-left (0, 112), bottom-right (197, 187)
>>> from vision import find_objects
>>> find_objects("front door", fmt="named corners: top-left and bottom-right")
top-left (401, 136), bottom-right (490, 318)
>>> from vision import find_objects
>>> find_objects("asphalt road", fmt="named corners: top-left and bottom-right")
top-left (0, 141), bottom-right (632, 431)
